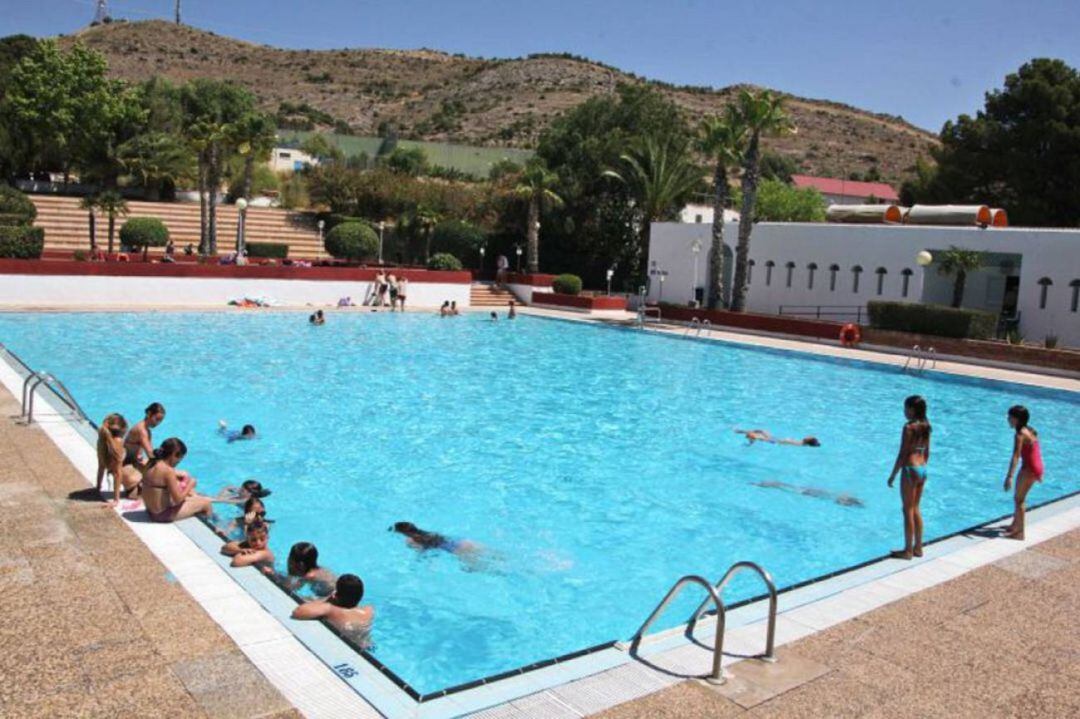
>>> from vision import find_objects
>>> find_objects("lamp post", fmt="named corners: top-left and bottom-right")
top-left (235, 198), bottom-right (248, 257)
top-left (515, 245), bottom-right (523, 273)
top-left (317, 218), bottom-right (325, 261)
top-left (479, 245), bottom-right (486, 274)
top-left (378, 221), bottom-right (385, 265)
top-left (690, 239), bottom-right (702, 307)
top-left (606, 268), bottom-right (614, 296)
top-left (658, 271), bottom-right (667, 303)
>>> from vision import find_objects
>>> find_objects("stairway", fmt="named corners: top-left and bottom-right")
top-left (30, 195), bottom-right (324, 259)
top-left (470, 282), bottom-right (519, 308)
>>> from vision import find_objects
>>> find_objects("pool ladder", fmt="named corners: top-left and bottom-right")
top-left (684, 317), bottom-right (712, 338)
top-left (902, 344), bottom-right (937, 374)
top-left (17, 367), bottom-right (89, 425)
top-left (628, 561), bottom-right (778, 684)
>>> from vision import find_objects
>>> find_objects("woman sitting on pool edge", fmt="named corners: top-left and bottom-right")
top-left (96, 413), bottom-right (142, 504)
top-left (140, 438), bottom-right (214, 523)
top-left (291, 574), bottom-right (373, 647)
top-left (265, 542), bottom-right (336, 596)
top-left (736, 428), bottom-right (820, 447)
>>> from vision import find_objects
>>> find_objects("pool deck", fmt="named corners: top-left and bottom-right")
top-left (1, 306), bottom-right (1078, 719)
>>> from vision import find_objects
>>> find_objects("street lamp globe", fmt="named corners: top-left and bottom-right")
top-left (235, 198), bottom-right (248, 211)
top-left (916, 250), bottom-right (933, 267)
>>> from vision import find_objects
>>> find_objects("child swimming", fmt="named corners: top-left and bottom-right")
top-left (224, 496), bottom-right (269, 538)
top-left (1001, 405), bottom-right (1044, 541)
top-left (735, 429), bottom-right (820, 447)
top-left (266, 542), bottom-right (337, 596)
top-left (391, 521), bottom-right (489, 570)
top-left (218, 421), bottom-right (257, 443)
top-left (215, 479), bottom-right (272, 504)
top-left (222, 520), bottom-right (275, 569)
top-left (886, 395), bottom-right (931, 559)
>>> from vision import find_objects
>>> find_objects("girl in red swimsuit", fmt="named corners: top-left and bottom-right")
top-left (1003, 405), bottom-right (1044, 541)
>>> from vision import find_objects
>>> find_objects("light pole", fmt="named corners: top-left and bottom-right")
top-left (378, 221), bottom-right (385, 265)
top-left (606, 268), bottom-right (614, 296)
top-left (479, 245), bottom-right (486, 274)
top-left (515, 245), bottom-right (523, 273)
top-left (235, 198), bottom-right (248, 258)
top-left (658, 271), bottom-right (667, 303)
top-left (691, 239), bottom-right (702, 307)
top-left (317, 219), bottom-right (325, 261)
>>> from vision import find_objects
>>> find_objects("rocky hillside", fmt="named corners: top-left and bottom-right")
top-left (60, 20), bottom-right (937, 185)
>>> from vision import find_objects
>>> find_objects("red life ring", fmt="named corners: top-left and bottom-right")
top-left (840, 323), bottom-right (861, 347)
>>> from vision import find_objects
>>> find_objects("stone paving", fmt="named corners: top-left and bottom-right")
top-left (596, 529), bottom-right (1080, 719)
top-left (0, 390), bottom-right (298, 719)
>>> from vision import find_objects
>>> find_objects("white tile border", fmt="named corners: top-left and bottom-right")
top-left (2, 311), bottom-right (1078, 719)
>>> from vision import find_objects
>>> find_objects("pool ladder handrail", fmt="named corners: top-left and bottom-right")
top-left (21, 370), bottom-right (89, 425)
top-left (630, 561), bottom-right (778, 684)
top-left (683, 318), bottom-right (713, 338)
top-left (902, 345), bottom-right (937, 374)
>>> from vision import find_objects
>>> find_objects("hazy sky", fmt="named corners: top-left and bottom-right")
top-left (5, 0), bottom-right (1079, 131)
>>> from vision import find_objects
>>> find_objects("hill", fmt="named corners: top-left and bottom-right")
top-left (59, 20), bottom-right (937, 185)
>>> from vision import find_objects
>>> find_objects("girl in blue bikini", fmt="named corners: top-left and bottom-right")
top-left (391, 521), bottom-right (486, 570)
top-left (887, 395), bottom-right (931, 560)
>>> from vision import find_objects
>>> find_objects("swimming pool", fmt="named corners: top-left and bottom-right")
top-left (1, 311), bottom-right (1077, 694)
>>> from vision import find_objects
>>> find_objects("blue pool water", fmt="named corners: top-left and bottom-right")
top-left (1, 311), bottom-right (1077, 692)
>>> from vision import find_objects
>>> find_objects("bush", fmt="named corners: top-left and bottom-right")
top-left (0, 184), bottom-right (36, 226)
top-left (552, 273), bottom-right (583, 296)
top-left (867, 301), bottom-right (996, 340)
top-left (119, 217), bottom-right (169, 259)
top-left (0, 225), bottom-right (45, 258)
top-left (246, 242), bottom-right (288, 259)
top-left (431, 220), bottom-right (485, 259)
top-left (73, 249), bottom-right (88, 261)
top-left (427, 252), bottom-right (463, 271)
top-left (325, 221), bottom-right (378, 261)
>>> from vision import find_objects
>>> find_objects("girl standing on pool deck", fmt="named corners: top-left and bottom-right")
top-left (887, 395), bottom-right (931, 560)
top-left (1002, 405), bottom-right (1044, 541)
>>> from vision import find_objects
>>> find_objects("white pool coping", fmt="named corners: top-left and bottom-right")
top-left (2, 309), bottom-right (1078, 719)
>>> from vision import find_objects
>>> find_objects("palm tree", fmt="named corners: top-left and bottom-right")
top-left (729, 90), bottom-right (795, 312)
top-left (603, 134), bottom-right (702, 282)
top-left (937, 246), bottom-right (985, 307)
top-left (230, 112), bottom-right (277, 201)
top-left (95, 191), bottom-right (128, 255)
top-left (79, 195), bottom-right (98, 253)
top-left (513, 158), bottom-right (564, 274)
top-left (400, 205), bottom-right (441, 263)
top-left (697, 108), bottom-right (747, 309)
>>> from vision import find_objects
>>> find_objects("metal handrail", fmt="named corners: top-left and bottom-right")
top-left (685, 318), bottom-right (701, 336)
top-left (902, 345), bottom-right (921, 372)
top-left (925, 346), bottom-right (937, 370)
top-left (22, 371), bottom-right (89, 424)
top-left (700, 319), bottom-right (712, 338)
top-left (630, 575), bottom-right (727, 684)
top-left (636, 306), bottom-right (662, 328)
top-left (779, 304), bottom-right (865, 323)
top-left (688, 561), bottom-right (778, 662)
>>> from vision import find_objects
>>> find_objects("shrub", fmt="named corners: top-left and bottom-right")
top-left (324, 221), bottom-right (378, 261)
top-left (73, 249), bottom-right (88, 261)
top-left (431, 220), bottom-right (485, 259)
top-left (427, 252), bottom-right (463, 271)
top-left (0, 225), bottom-right (45, 259)
top-left (119, 217), bottom-right (169, 259)
top-left (246, 242), bottom-right (288, 259)
top-left (0, 184), bottom-right (36, 226)
top-left (867, 301), bottom-right (996, 340)
top-left (552, 273), bottom-right (583, 296)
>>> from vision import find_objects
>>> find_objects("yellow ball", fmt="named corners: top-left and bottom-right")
top-left (916, 250), bottom-right (933, 267)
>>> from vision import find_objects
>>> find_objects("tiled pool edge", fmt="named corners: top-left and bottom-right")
top-left (3, 321), bottom-right (1079, 719)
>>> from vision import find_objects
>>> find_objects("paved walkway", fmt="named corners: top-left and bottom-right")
top-left (0, 391), bottom-right (298, 719)
top-left (596, 529), bottom-right (1080, 719)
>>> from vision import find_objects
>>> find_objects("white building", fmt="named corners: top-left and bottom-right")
top-left (269, 147), bottom-right (318, 174)
top-left (647, 220), bottom-right (1080, 347)
top-left (677, 204), bottom-right (741, 225)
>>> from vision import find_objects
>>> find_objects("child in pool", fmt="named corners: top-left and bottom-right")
top-left (224, 496), bottom-right (269, 537)
top-left (1002, 405), bottom-right (1044, 541)
top-left (265, 542), bottom-right (336, 596)
top-left (291, 574), bottom-right (373, 647)
top-left (736, 428), bottom-right (820, 447)
top-left (391, 522), bottom-right (490, 572)
top-left (215, 479), bottom-right (272, 505)
top-left (219, 421), bottom-right (257, 443)
top-left (222, 520), bottom-right (275, 568)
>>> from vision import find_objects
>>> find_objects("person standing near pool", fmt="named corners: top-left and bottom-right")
top-left (508, 300), bottom-right (517, 319)
top-left (388, 273), bottom-right (399, 311)
top-left (887, 395), bottom-right (931, 559)
top-left (397, 277), bottom-right (408, 311)
top-left (1002, 405), bottom-right (1044, 541)
top-left (141, 438), bottom-right (214, 522)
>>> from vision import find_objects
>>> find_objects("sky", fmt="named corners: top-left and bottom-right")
top-left (3, 0), bottom-right (1079, 132)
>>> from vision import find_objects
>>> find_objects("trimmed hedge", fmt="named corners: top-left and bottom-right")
top-left (325, 221), bottom-right (378, 261)
top-left (0, 226), bottom-right (45, 259)
top-left (246, 242), bottom-right (289, 259)
top-left (867, 301), bottom-right (996, 340)
top-left (0, 184), bottom-right (36, 227)
top-left (119, 217), bottom-right (169, 258)
top-left (431, 219), bottom-right (485, 259)
top-left (427, 252), bottom-right (463, 271)
top-left (552, 273), bottom-right (583, 296)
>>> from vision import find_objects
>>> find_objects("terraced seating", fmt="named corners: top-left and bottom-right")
top-left (31, 195), bottom-right (325, 259)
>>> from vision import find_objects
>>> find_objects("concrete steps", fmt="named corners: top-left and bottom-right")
top-left (30, 195), bottom-right (324, 259)
top-left (470, 282), bottom-right (519, 307)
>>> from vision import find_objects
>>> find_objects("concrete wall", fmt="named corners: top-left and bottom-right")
top-left (648, 221), bottom-right (1080, 347)
top-left (0, 274), bottom-right (470, 309)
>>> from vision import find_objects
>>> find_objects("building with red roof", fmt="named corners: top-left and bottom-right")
top-left (791, 174), bottom-right (900, 204)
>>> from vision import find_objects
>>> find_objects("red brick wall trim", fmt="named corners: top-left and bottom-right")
top-left (0, 259), bottom-right (471, 284)
top-left (504, 272), bottom-right (557, 286)
top-left (532, 293), bottom-right (628, 311)
top-left (660, 305), bottom-right (845, 340)
top-left (861, 328), bottom-right (1080, 373)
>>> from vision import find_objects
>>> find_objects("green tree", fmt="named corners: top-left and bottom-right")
top-left (299, 133), bottom-right (342, 164)
top-left (117, 132), bottom-right (195, 200)
top-left (905, 59), bottom-right (1080, 227)
top-left (758, 150), bottom-right (798, 183)
top-left (603, 133), bottom-right (703, 280)
top-left (936, 246), bottom-right (985, 308)
top-left (732, 178), bottom-right (826, 222)
top-left (324, 221), bottom-right (378, 261)
top-left (119, 216), bottom-right (169, 261)
top-left (431, 219), bottom-right (485, 262)
top-left (513, 158), bottom-right (564, 273)
top-left (383, 147), bottom-right (428, 176)
top-left (230, 112), bottom-right (277, 200)
top-left (94, 190), bottom-right (128, 255)
top-left (697, 109), bottom-right (746, 308)
top-left (730, 89), bottom-right (795, 312)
